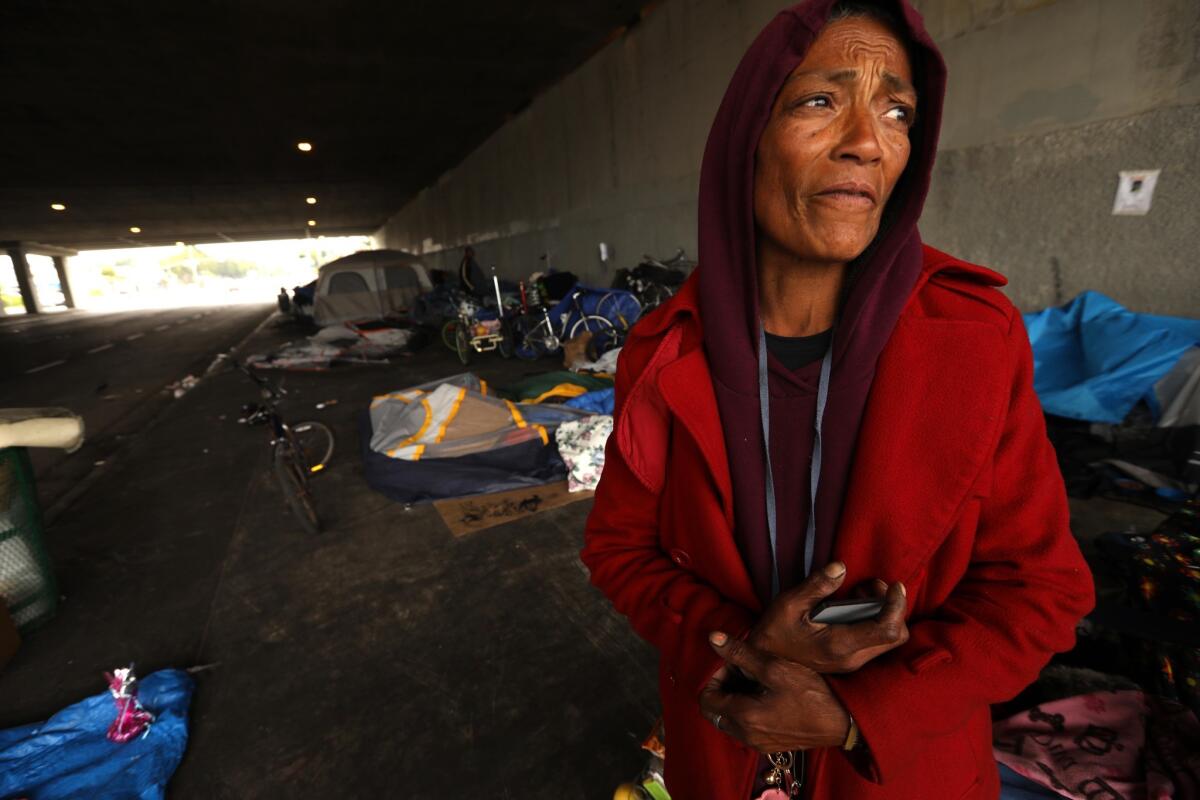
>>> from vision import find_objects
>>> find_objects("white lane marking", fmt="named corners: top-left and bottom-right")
top-left (87, 343), bottom-right (114, 354)
top-left (154, 324), bottom-right (169, 331)
top-left (26, 359), bottom-right (67, 374)
top-left (126, 332), bottom-right (144, 341)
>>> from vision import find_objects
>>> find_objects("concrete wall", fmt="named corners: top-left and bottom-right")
top-left (378, 0), bottom-right (1200, 316)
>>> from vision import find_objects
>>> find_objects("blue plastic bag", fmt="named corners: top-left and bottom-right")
top-left (1023, 291), bottom-right (1200, 423)
top-left (0, 669), bottom-right (194, 800)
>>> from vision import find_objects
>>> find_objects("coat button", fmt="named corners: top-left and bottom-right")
top-left (669, 548), bottom-right (691, 567)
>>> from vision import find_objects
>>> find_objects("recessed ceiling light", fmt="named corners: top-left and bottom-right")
top-left (50, 203), bottom-right (66, 211)
top-left (129, 226), bottom-right (142, 234)
top-left (296, 141), bottom-right (313, 152)
top-left (305, 196), bottom-right (317, 205)
top-left (307, 219), bottom-right (317, 227)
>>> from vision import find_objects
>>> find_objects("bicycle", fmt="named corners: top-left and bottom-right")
top-left (628, 248), bottom-right (696, 312)
top-left (234, 361), bottom-right (335, 534)
top-left (514, 284), bottom-right (616, 360)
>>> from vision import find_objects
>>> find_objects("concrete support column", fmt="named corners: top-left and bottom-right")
top-left (5, 247), bottom-right (39, 315)
top-left (51, 256), bottom-right (75, 309)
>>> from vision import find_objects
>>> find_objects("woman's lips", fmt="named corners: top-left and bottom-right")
top-left (813, 184), bottom-right (877, 210)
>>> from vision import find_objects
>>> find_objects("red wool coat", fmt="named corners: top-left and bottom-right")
top-left (581, 246), bottom-right (1095, 800)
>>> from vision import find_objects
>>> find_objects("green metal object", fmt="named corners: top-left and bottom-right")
top-left (0, 446), bottom-right (58, 631)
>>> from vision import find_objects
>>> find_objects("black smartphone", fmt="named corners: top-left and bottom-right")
top-left (810, 597), bottom-right (885, 624)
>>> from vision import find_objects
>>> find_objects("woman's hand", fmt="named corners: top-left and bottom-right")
top-left (749, 561), bottom-right (909, 674)
top-left (699, 633), bottom-right (850, 753)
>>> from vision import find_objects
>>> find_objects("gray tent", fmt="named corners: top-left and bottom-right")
top-left (313, 249), bottom-right (433, 327)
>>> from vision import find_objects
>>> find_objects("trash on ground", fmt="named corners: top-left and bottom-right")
top-left (315, 399), bottom-right (339, 410)
top-left (434, 480), bottom-right (591, 536)
top-left (167, 375), bottom-right (199, 398)
top-left (105, 665), bottom-right (154, 743)
top-left (247, 321), bottom-right (422, 370)
top-left (0, 668), bottom-right (194, 800)
top-left (555, 414), bottom-right (614, 492)
top-left (570, 345), bottom-right (621, 375)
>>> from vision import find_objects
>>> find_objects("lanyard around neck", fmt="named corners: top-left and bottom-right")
top-left (757, 324), bottom-right (833, 598)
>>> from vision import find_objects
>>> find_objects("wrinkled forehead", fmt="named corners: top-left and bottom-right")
top-left (794, 16), bottom-right (915, 89)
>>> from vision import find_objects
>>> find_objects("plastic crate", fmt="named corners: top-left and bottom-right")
top-left (0, 447), bottom-right (57, 631)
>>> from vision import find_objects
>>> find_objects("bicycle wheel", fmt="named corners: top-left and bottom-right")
top-left (498, 319), bottom-right (515, 359)
top-left (568, 314), bottom-right (616, 340)
top-left (517, 317), bottom-right (555, 360)
top-left (273, 444), bottom-right (321, 534)
top-left (455, 323), bottom-right (472, 365)
top-left (291, 421), bottom-right (334, 474)
top-left (596, 292), bottom-right (642, 331)
top-left (441, 319), bottom-right (458, 351)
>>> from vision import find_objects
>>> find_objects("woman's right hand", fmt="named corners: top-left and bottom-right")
top-left (746, 562), bottom-right (909, 674)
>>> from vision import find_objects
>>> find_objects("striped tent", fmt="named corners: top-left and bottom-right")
top-left (368, 373), bottom-right (589, 461)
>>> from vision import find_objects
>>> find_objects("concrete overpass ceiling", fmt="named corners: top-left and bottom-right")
top-left (0, 1), bottom-right (643, 249)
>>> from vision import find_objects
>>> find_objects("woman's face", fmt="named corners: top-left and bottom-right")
top-left (754, 16), bottom-right (917, 266)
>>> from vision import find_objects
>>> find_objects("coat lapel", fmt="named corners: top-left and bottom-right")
top-left (832, 313), bottom-right (1009, 587)
top-left (657, 345), bottom-right (761, 611)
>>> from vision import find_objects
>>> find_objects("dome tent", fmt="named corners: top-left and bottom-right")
top-left (313, 249), bottom-right (433, 327)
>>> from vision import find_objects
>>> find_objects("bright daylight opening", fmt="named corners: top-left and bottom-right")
top-left (0, 236), bottom-right (372, 315)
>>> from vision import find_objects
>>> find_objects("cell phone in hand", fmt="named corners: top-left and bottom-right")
top-left (810, 597), bottom-right (886, 624)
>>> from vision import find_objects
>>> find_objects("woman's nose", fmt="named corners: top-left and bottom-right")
top-left (832, 106), bottom-right (884, 164)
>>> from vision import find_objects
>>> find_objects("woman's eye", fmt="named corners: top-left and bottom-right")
top-left (885, 105), bottom-right (913, 123)
top-left (795, 95), bottom-right (831, 109)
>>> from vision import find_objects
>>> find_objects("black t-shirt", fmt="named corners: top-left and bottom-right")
top-left (764, 328), bottom-right (832, 370)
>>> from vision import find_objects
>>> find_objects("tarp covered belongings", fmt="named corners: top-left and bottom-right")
top-left (362, 373), bottom-right (592, 503)
top-left (1024, 291), bottom-right (1200, 424)
top-left (0, 669), bottom-right (194, 800)
top-left (500, 371), bottom-right (613, 404)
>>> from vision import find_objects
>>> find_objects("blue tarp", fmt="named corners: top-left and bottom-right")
top-left (564, 388), bottom-right (615, 415)
top-left (0, 669), bottom-right (194, 800)
top-left (1023, 291), bottom-right (1200, 423)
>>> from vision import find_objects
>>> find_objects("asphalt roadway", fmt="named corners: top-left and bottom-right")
top-left (0, 309), bottom-right (659, 798)
top-left (0, 305), bottom-right (275, 514)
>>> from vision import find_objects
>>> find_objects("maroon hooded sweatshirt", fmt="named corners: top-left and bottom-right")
top-left (697, 0), bottom-right (947, 605)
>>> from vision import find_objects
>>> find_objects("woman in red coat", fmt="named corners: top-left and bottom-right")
top-left (581, 1), bottom-right (1095, 798)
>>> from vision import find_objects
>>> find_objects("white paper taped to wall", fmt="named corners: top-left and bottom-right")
top-left (1112, 169), bottom-right (1161, 216)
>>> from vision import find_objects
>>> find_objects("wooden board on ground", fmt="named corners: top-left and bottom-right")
top-left (436, 481), bottom-right (594, 537)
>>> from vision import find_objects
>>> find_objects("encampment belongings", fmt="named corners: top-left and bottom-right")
top-left (571, 346), bottom-right (622, 376)
top-left (564, 388), bottom-right (615, 415)
top-left (613, 718), bottom-right (671, 800)
top-left (435, 480), bottom-right (592, 536)
top-left (313, 249), bottom-right (434, 327)
top-left (0, 409), bottom-right (83, 631)
top-left (1096, 494), bottom-right (1200, 716)
top-left (0, 601), bottom-right (18, 670)
top-left (555, 415), bottom-right (613, 492)
top-left (1024, 291), bottom-right (1200, 424)
top-left (291, 280), bottom-right (316, 320)
top-left (537, 270), bottom-right (579, 303)
top-left (1045, 410), bottom-right (1198, 507)
top-left (248, 321), bottom-right (420, 370)
top-left (105, 665), bottom-right (154, 743)
top-left (0, 668), bottom-right (194, 800)
top-left (993, 690), bottom-right (1200, 800)
top-left (363, 373), bottom-right (591, 503)
top-left (167, 374), bottom-right (199, 398)
top-left (500, 371), bottom-right (613, 404)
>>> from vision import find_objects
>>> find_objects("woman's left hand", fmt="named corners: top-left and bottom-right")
top-left (698, 632), bottom-right (850, 753)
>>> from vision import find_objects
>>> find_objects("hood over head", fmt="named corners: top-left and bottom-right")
top-left (697, 0), bottom-right (947, 601)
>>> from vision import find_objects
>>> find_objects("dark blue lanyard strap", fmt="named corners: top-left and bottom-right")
top-left (757, 325), bottom-right (832, 597)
